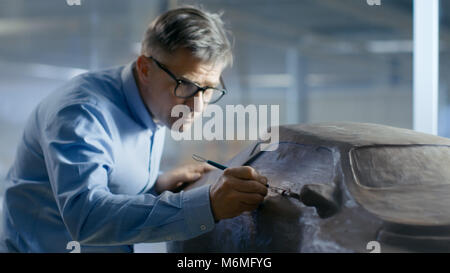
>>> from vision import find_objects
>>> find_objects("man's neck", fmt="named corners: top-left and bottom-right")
top-left (132, 64), bottom-right (162, 126)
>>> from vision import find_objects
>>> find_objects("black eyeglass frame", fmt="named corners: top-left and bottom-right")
top-left (146, 56), bottom-right (227, 104)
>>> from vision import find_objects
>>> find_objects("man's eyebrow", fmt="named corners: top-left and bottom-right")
top-left (204, 80), bottom-right (220, 87)
top-left (180, 77), bottom-right (220, 88)
top-left (179, 76), bottom-right (198, 85)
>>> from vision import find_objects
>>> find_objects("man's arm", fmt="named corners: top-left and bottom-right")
top-left (41, 103), bottom-right (215, 245)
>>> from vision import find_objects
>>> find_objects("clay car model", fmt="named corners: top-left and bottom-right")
top-left (167, 122), bottom-right (450, 253)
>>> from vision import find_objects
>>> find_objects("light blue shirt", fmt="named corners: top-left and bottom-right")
top-left (0, 62), bottom-right (215, 253)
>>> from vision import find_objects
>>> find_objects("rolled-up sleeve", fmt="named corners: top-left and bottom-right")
top-left (40, 103), bottom-right (215, 246)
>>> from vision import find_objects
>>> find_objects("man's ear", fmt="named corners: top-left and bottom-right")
top-left (135, 55), bottom-right (151, 84)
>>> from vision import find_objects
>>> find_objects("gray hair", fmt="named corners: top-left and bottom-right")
top-left (141, 6), bottom-right (233, 67)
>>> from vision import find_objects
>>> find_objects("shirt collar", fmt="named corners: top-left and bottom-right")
top-left (121, 61), bottom-right (163, 131)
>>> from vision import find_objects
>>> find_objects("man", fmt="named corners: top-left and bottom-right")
top-left (0, 7), bottom-right (268, 253)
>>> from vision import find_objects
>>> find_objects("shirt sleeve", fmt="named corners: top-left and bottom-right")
top-left (40, 103), bottom-right (215, 245)
top-left (146, 171), bottom-right (164, 196)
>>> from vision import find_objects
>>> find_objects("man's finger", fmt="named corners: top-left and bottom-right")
top-left (172, 171), bottom-right (202, 183)
top-left (224, 166), bottom-right (268, 185)
top-left (225, 177), bottom-right (268, 196)
top-left (199, 163), bottom-right (215, 173)
top-left (188, 163), bottom-right (215, 174)
top-left (224, 166), bottom-right (256, 180)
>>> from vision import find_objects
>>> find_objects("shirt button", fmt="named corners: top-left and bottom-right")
top-left (200, 224), bottom-right (207, 231)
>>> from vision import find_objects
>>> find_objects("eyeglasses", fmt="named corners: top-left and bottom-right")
top-left (147, 56), bottom-right (227, 104)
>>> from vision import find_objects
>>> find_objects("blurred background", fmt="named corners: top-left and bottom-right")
top-left (0, 0), bottom-right (448, 252)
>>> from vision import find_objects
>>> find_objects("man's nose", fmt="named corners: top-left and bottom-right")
top-left (187, 91), bottom-right (204, 113)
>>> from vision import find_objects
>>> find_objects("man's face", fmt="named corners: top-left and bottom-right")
top-left (135, 48), bottom-right (224, 131)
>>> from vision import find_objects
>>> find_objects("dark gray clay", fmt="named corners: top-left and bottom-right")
top-left (167, 122), bottom-right (450, 253)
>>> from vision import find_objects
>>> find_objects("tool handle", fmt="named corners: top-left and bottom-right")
top-left (207, 160), bottom-right (228, 170)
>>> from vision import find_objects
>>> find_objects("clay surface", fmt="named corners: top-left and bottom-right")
top-left (167, 122), bottom-right (450, 252)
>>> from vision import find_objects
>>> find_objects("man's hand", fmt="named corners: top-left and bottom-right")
top-left (209, 166), bottom-right (268, 221)
top-left (155, 163), bottom-right (214, 194)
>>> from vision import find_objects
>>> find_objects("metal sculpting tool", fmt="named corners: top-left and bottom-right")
top-left (192, 154), bottom-right (298, 198)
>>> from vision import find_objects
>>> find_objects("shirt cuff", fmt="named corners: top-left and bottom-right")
top-left (182, 184), bottom-right (216, 238)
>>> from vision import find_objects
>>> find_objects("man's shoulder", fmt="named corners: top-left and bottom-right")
top-left (43, 65), bottom-right (126, 114)
top-left (79, 65), bottom-right (125, 91)
top-left (35, 65), bottom-right (130, 131)
top-left (68, 65), bottom-right (126, 104)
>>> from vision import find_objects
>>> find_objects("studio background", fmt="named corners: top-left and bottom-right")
top-left (0, 0), bottom-right (449, 252)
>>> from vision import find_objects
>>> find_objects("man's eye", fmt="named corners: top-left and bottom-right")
top-left (181, 81), bottom-right (197, 89)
